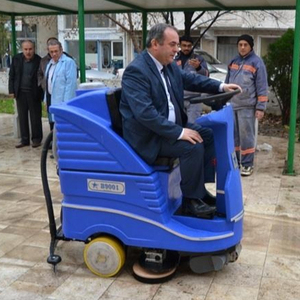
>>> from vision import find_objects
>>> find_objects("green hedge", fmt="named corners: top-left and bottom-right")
top-left (0, 97), bottom-right (47, 117)
top-left (0, 98), bottom-right (14, 114)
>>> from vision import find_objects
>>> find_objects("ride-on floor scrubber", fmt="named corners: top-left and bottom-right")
top-left (41, 87), bottom-right (243, 283)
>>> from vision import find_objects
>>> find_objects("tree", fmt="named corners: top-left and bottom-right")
top-left (22, 15), bottom-right (57, 31)
top-left (181, 11), bottom-right (230, 48)
top-left (175, 10), bottom-right (285, 48)
top-left (104, 12), bottom-right (164, 53)
top-left (104, 13), bottom-right (144, 53)
top-left (0, 15), bottom-right (10, 66)
top-left (263, 28), bottom-right (298, 125)
top-left (107, 10), bottom-right (284, 54)
top-left (104, 11), bottom-right (231, 53)
top-left (161, 12), bottom-right (174, 25)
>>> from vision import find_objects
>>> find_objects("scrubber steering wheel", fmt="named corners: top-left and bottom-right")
top-left (185, 89), bottom-right (241, 111)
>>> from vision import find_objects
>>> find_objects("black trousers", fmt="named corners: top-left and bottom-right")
top-left (16, 91), bottom-right (43, 145)
top-left (158, 124), bottom-right (215, 199)
top-left (46, 93), bottom-right (54, 131)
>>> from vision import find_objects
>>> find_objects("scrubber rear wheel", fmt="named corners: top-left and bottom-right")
top-left (84, 236), bottom-right (125, 277)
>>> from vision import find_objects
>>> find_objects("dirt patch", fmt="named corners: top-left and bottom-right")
top-left (258, 114), bottom-right (296, 139)
top-left (0, 93), bottom-right (11, 99)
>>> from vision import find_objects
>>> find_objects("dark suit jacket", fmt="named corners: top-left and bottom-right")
top-left (9, 53), bottom-right (43, 100)
top-left (120, 50), bottom-right (221, 164)
top-left (38, 53), bottom-right (51, 91)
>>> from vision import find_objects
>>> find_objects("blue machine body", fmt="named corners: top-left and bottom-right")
top-left (50, 88), bottom-right (243, 254)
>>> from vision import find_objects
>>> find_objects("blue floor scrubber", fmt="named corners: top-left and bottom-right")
top-left (41, 87), bottom-right (243, 282)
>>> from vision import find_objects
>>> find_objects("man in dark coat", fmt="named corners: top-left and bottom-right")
top-left (120, 23), bottom-right (240, 218)
top-left (9, 40), bottom-right (43, 148)
top-left (174, 35), bottom-right (210, 123)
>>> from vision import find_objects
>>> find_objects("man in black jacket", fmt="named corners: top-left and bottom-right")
top-left (9, 40), bottom-right (43, 148)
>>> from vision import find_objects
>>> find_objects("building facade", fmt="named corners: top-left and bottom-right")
top-left (7, 10), bottom-right (296, 72)
top-left (57, 14), bottom-right (137, 71)
top-left (196, 10), bottom-right (295, 65)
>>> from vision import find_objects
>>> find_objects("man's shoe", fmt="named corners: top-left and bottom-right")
top-left (241, 166), bottom-right (253, 176)
top-left (182, 198), bottom-right (216, 219)
top-left (202, 191), bottom-right (216, 206)
top-left (32, 142), bottom-right (42, 148)
top-left (15, 143), bottom-right (29, 148)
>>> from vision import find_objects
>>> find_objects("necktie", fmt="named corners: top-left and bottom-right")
top-left (162, 66), bottom-right (182, 126)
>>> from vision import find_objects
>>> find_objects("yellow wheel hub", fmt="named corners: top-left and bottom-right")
top-left (84, 237), bottom-right (125, 277)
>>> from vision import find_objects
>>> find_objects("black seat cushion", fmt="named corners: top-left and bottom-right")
top-left (106, 88), bottom-right (123, 137)
top-left (106, 88), bottom-right (178, 169)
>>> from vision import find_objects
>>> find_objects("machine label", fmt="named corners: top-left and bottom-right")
top-left (231, 152), bottom-right (239, 169)
top-left (87, 179), bottom-right (125, 195)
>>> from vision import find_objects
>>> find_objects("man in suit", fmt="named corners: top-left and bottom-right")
top-left (120, 23), bottom-right (241, 219)
top-left (9, 40), bottom-right (43, 148)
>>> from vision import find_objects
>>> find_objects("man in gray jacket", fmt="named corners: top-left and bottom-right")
top-left (225, 34), bottom-right (268, 176)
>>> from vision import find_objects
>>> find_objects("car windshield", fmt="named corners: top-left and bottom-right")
top-left (195, 50), bottom-right (222, 65)
top-left (206, 62), bottom-right (219, 73)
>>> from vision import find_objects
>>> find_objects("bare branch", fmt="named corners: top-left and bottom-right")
top-left (103, 13), bottom-right (129, 33)
top-left (190, 11), bottom-right (205, 27)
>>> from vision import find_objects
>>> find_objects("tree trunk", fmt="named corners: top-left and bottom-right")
top-left (184, 12), bottom-right (194, 36)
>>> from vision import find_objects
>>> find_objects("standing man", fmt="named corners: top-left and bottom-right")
top-left (38, 37), bottom-right (57, 132)
top-left (225, 34), bottom-right (268, 176)
top-left (44, 39), bottom-right (77, 126)
top-left (9, 40), bottom-right (43, 148)
top-left (39, 37), bottom-right (75, 131)
top-left (120, 23), bottom-right (240, 219)
top-left (174, 35), bottom-right (209, 123)
top-left (5, 50), bottom-right (11, 69)
top-left (38, 37), bottom-right (56, 95)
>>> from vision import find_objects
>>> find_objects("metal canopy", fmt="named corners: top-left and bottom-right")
top-left (0, 0), bottom-right (297, 15)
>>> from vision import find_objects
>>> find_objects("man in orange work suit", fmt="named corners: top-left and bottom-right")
top-left (225, 34), bottom-right (268, 176)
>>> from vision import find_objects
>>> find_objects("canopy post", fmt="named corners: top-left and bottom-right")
top-left (286, 0), bottom-right (300, 175)
top-left (78, 0), bottom-right (86, 83)
top-left (11, 14), bottom-right (17, 56)
top-left (142, 11), bottom-right (147, 49)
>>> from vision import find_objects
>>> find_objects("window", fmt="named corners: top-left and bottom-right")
top-left (15, 23), bottom-right (37, 53)
top-left (66, 15), bottom-right (77, 28)
top-left (260, 37), bottom-right (278, 57)
top-left (66, 14), bottom-right (116, 28)
top-left (217, 37), bottom-right (239, 64)
top-left (16, 24), bottom-right (36, 39)
top-left (66, 40), bottom-right (79, 64)
top-left (86, 41), bottom-right (97, 53)
top-left (66, 40), bottom-right (99, 69)
top-left (113, 42), bottom-right (123, 56)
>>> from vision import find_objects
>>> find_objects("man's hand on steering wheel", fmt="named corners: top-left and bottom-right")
top-left (223, 84), bottom-right (242, 93)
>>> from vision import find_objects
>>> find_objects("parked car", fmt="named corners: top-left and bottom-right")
top-left (207, 62), bottom-right (227, 82)
top-left (85, 69), bottom-right (117, 82)
top-left (195, 49), bottom-right (228, 74)
top-left (79, 66), bottom-right (117, 82)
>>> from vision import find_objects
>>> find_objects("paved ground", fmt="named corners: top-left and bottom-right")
top-left (0, 113), bottom-right (300, 300)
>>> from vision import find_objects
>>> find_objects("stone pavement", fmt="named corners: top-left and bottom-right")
top-left (0, 113), bottom-right (300, 300)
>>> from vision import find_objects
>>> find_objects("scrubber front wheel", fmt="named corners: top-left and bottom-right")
top-left (84, 237), bottom-right (125, 277)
